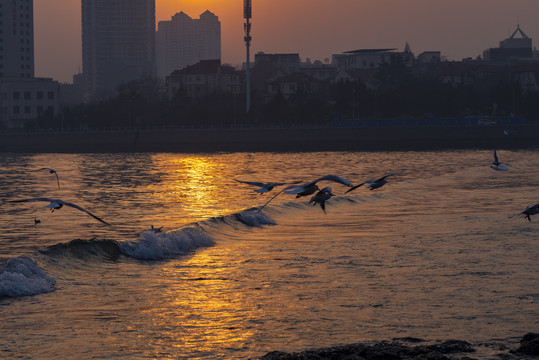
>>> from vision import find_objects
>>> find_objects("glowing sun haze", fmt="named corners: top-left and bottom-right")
top-left (34, 0), bottom-right (539, 83)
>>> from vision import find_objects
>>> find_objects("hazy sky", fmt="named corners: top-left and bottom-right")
top-left (35, 0), bottom-right (539, 83)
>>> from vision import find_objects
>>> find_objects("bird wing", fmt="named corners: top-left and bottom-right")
top-left (320, 201), bottom-right (327, 214)
top-left (35, 168), bottom-right (54, 172)
top-left (284, 185), bottom-right (306, 194)
top-left (259, 184), bottom-right (300, 211)
top-left (63, 202), bottom-right (111, 226)
top-left (234, 179), bottom-right (267, 187)
top-left (54, 173), bottom-right (60, 189)
top-left (493, 150), bottom-right (499, 163)
top-left (375, 174), bottom-right (394, 182)
top-left (313, 174), bottom-right (353, 187)
top-left (345, 182), bottom-right (366, 194)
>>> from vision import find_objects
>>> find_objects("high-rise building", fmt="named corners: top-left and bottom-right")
top-left (0, 0), bottom-right (60, 129)
top-left (82, 0), bottom-right (156, 99)
top-left (156, 10), bottom-right (221, 80)
top-left (0, 0), bottom-right (35, 79)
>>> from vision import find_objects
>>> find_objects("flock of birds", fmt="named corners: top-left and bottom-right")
top-left (236, 173), bottom-right (394, 214)
top-left (236, 149), bottom-right (539, 221)
top-left (6, 150), bottom-right (539, 228)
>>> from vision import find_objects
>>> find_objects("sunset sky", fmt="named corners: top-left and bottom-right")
top-left (35, 0), bottom-right (539, 83)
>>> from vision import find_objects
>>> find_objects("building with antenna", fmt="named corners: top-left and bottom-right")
top-left (483, 25), bottom-right (533, 62)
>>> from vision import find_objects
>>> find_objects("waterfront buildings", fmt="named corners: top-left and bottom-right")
top-left (0, 0), bottom-right (58, 129)
top-left (0, 0), bottom-right (34, 79)
top-left (165, 59), bottom-right (241, 99)
top-left (254, 53), bottom-right (300, 75)
top-left (0, 78), bottom-right (59, 128)
top-left (332, 49), bottom-right (413, 70)
top-left (483, 25), bottom-right (533, 62)
top-left (156, 11), bottom-right (221, 80)
top-left (81, 0), bottom-right (156, 100)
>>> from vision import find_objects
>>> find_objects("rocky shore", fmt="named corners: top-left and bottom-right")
top-left (257, 333), bottom-right (539, 360)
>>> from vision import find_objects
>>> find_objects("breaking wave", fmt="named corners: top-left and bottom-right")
top-left (0, 256), bottom-right (56, 298)
top-left (0, 208), bottom-right (278, 298)
top-left (119, 224), bottom-right (215, 261)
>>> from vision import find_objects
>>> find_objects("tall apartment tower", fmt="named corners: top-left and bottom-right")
top-left (156, 10), bottom-right (221, 79)
top-left (81, 0), bottom-right (156, 99)
top-left (0, 0), bottom-right (34, 78)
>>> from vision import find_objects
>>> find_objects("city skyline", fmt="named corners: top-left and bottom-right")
top-left (34, 0), bottom-right (539, 83)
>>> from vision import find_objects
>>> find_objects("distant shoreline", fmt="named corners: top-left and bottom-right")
top-left (1, 124), bottom-right (539, 153)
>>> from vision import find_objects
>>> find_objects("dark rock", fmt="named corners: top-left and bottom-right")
top-left (258, 334), bottom-right (539, 360)
top-left (425, 340), bottom-right (475, 354)
top-left (516, 332), bottom-right (539, 355)
top-left (394, 337), bottom-right (425, 344)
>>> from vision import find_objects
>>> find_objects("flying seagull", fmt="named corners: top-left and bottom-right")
top-left (32, 168), bottom-right (60, 188)
top-left (345, 174), bottom-right (395, 193)
top-left (258, 174), bottom-right (352, 211)
top-left (521, 203), bottom-right (539, 222)
top-left (234, 179), bottom-right (300, 194)
top-left (284, 175), bottom-right (353, 198)
top-left (491, 150), bottom-right (510, 171)
top-left (9, 198), bottom-right (110, 225)
top-left (309, 186), bottom-right (334, 214)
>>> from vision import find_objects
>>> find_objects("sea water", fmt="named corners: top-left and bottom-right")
top-left (0, 151), bottom-right (537, 359)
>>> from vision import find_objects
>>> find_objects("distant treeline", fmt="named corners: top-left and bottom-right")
top-left (31, 58), bottom-right (539, 131)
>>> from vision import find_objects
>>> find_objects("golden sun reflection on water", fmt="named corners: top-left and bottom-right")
top-left (144, 250), bottom-right (258, 357)
top-left (149, 154), bottom-right (240, 221)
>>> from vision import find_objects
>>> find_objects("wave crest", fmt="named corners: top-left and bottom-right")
top-left (234, 209), bottom-right (276, 227)
top-left (0, 256), bottom-right (55, 298)
top-left (118, 225), bottom-right (215, 261)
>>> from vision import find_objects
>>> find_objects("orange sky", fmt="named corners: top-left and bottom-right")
top-left (35, 0), bottom-right (539, 83)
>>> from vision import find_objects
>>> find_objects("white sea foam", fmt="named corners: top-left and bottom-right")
top-left (0, 256), bottom-right (56, 298)
top-left (119, 225), bottom-right (215, 260)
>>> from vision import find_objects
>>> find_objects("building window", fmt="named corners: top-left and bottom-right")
top-left (37, 106), bottom-right (43, 114)
top-left (13, 106), bottom-right (20, 114)
top-left (37, 91), bottom-right (43, 100)
top-left (24, 91), bottom-right (31, 100)
top-left (47, 92), bottom-right (54, 100)
top-left (13, 92), bottom-right (20, 100)
top-left (24, 106), bottom-right (31, 114)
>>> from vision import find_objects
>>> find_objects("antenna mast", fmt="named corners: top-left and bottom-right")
top-left (244, 0), bottom-right (252, 113)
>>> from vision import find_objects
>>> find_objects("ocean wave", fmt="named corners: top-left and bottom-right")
top-left (205, 207), bottom-right (277, 229)
top-left (232, 208), bottom-right (277, 227)
top-left (40, 238), bottom-right (122, 261)
top-left (0, 256), bottom-right (55, 298)
top-left (118, 224), bottom-right (215, 261)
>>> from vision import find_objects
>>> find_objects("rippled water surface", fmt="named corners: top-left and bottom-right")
top-left (0, 151), bottom-right (538, 359)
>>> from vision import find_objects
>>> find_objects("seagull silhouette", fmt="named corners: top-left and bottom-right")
top-left (346, 174), bottom-right (395, 193)
top-left (491, 150), bottom-right (510, 170)
top-left (521, 203), bottom-right (539, 222)
top-left (309, 186), bottom-right (334, 214)
top-left (32, 168), bottom-right (60, 188)
top-left (9, 198), bottom-right (110, 225)
top-left (150, 225), bottom-right (163, 233)
top-left (234, 179), bottom-right (301, 194)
